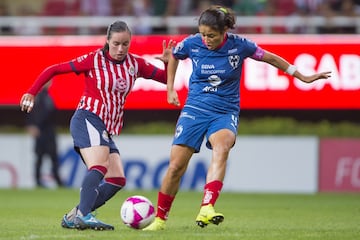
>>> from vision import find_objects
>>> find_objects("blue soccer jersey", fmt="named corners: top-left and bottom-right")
top-left (173, 32), bottom-right (258, 114)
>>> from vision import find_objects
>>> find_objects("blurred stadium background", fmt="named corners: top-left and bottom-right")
top-left (0, 0), bottom-right (359, 192)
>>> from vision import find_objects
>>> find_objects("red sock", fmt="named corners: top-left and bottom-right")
top-left (156, 192), bottom-right (175, 220)
top-left (201, 180), bottom-right (223, 206)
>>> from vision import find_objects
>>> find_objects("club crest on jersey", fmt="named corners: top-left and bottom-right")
top-left (128, 66), bottom-right (135, 76)
top-left (116, 78), bottom-right (127, 92)
top-left (228, 55), bottom-right (240, 69)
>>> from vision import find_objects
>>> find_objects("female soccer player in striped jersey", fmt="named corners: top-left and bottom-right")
top-left (144, 5), bottom-right (331, 230)
top-left (20, 20), bottom-right (175, 231)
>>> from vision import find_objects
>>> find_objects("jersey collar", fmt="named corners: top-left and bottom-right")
top-left (215, 32), bottom-right (228, 50)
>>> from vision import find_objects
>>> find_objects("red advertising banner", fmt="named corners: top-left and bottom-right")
top-left (0, 35), bottom-right (359, 110)
top-left (319, 138), bottom-right (360, 192)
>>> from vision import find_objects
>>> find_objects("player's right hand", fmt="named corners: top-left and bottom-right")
top-left (20, 93), bottom-right (35, 113)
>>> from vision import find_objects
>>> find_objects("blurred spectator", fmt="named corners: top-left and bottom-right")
top-left (41, 0), bottom-right (78, 35)
top-left (355, 0), bottom-right (360, 15)
top-left (79, 0), bottom-right (111, 16)
top-left (196, 0), bottom-right (213, 14)
top-left (317, 0), bottom-right (339, 33)
top-left (0, 3), bottom-right (13, 35)
top-left (233, 0), bottom-right (266, 33)
top-left (294, 0), bottom-right (324, 15)
top-left (77, 0), bottom-right (111, 34)
top-left (150, 0), bottom-right (177, 34)
top-left (111, 0), bottom-right (132, 15)
top-left (233, 0), bottom-right (265, 16)
top-left (13, 5), bottom-right (42, 35)
top-left (129, 0), bottom-right (153, 34)
top-left (272, 0), bottom-right (296, 16)
top-left (211, 0), bottom-right (235, 8)
top-left (26, 83), bottom-right (63, 188)
top-left (154, 0), bottom-right (212, 34)
top-left (287, 0), bottom-right (325, 34)
top-left (337, 0), bottom-right (358, 33)
top-left (339, 0), bottom-right (359, 17)
top-left (317, 0), bottom-right (358, 34)
top-left (327, 0), bottom-right (342, 11)
top-left (253, 0), bottom-right (289, 33)
top-left (2, 0), bottom-right (359, 35)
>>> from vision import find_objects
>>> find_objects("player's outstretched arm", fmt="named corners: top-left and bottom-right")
top-left (167, 55), bottom-right (180, 107)
top-left (261, 50), bottom-right (331, 83)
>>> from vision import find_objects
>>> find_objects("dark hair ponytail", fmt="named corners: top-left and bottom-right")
top-left (103, 21), bottom-right (132, 51)
top-left (198, 5), bottom-right (235, 33)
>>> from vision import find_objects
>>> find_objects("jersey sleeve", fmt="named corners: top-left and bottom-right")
top-left (27, 51), bottom-right (95, 95)
top-left (172, 35), bottom-right (191, 60)
top-left (27, 62), bottom-right (73, 95)
top-left (135, 55), bottom-right (167, 84)
top-left (241, 38), bottom-right (259, 59)
top-left (69, 51), bottom-right (96, 74)
top-left (250, 47), bottom-right (265, 60)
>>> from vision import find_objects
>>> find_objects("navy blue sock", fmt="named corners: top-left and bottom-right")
top-left (78, 169), bottom-right (104, 216)
top-left (92, 183), bottom-right (122, 211)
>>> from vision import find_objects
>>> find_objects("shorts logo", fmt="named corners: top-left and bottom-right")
top-left (231, 114), bottom-right (238, 130)
top-left (180, 111), bottom-right (195, 120)
top-left (102, 130), bottom-right (110, 142)
top-left (175, 125), bottom-right (183, 138)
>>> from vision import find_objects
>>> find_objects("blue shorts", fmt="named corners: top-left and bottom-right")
top-left (70, 109), bottom-right (119, 154)
top-left (173, 106), bottom-right (239, 153)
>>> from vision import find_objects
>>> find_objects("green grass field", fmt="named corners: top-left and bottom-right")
top-left (0, 189), bottom-right (359, 240)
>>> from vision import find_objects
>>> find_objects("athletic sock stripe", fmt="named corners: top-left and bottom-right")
top-left (90, 165), bottom-right (107, 175)
top-left (105, 177), bottom-right (126, 187)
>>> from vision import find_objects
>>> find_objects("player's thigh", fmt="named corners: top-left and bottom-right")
top-left (70, 109), bottom-right (112, 150)
top-left (80, 145), bottom-right (110, 169)
top-left (208, 129), bottom-right (236, 151)
top-left (206, 113), bottom-right (238, 150)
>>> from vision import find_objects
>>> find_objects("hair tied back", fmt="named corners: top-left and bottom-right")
top-left (219, 7), bottom-right (228, 14)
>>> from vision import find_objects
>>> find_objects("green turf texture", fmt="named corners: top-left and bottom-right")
top-left (0, 189), bottom-right (359, 240)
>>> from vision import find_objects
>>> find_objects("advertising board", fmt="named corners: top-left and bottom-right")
top-left (319, 138), bottom-right (360, 192)
top-left (1, 35), bottom-right (359, 110)
top-left (0, 134), bottom-right (318, 193)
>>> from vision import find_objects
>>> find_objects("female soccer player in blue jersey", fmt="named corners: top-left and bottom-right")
top-left (144, 5), bottom-right (331, 230)
top-left (20, 21), bottom-right (175, 231)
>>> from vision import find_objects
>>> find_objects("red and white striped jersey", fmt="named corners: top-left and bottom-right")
top-left (28, 49), bottom-right (167, 135)
top-left (72, 49), bottom-right (166, 135)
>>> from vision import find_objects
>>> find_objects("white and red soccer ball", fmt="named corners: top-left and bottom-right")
top-left (120, 195), bottom-right (155, 229)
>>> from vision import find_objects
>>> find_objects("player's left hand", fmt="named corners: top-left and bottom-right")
top-left (167, 89), bottom-right (180, 107)
top-left (155, 39), bottom-right (176, 63)
top-left (20, 93), bottom-right (35, 113)
top-left (299, 71), bottom-right (332, 83)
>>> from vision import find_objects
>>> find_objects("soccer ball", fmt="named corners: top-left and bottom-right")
top-left (120, 195), bottom-right (155, 229)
